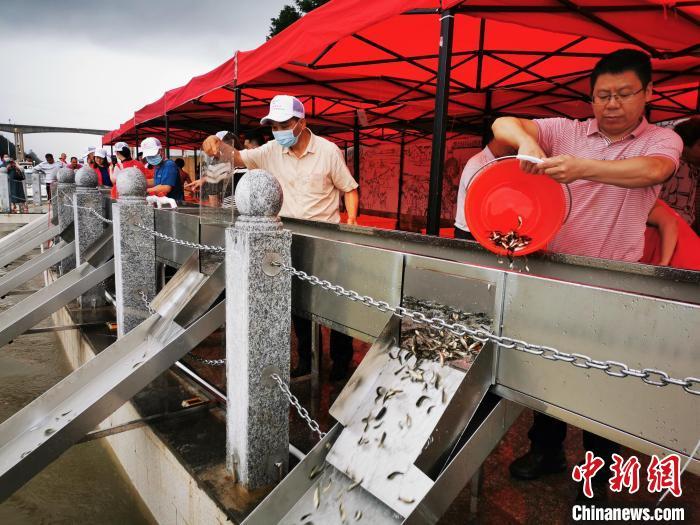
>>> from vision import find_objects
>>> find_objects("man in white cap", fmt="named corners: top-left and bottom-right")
top-left (201, 94), bottom-right (360, 380)
top-left (140, 137), bottom-right (183, 201)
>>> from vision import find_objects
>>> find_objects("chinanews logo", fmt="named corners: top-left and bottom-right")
top-left (570, 451), bottom-right (687, 523)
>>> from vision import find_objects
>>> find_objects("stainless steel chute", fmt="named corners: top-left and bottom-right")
top-left (0, 228), bottom-right (112, 348)
top-left (0, 253), bottom-right (226, 501)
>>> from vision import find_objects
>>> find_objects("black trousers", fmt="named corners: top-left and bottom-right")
top-left (292, 314), bottom-right (354, 366)
top-left (454, 227), bottom-right (475, 241)
top-left (529, 412), bottom-right (619, 464)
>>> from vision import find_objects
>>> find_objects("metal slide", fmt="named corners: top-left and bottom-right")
top-left (0, 229), bottom-right (113, 348)
top-left (0, 221), bottom-right (62, 269)
top-left (245, 318), bottom-right (514, 525)
top-left (0, 240), bottom-right (75, 298)
top-left (0, 214), bottom-right (50, 252)
top-left (0, 253), bottom-right (225, 501)
top-left (246, 233), bottom-right (699, 524)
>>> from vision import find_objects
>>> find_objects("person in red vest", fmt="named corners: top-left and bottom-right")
top-left (93, 148), bottom-right (112, 187)
top-left (642, 199), bottom-right (700, 270)
top-left (109, 142), bottom-right (147, 199)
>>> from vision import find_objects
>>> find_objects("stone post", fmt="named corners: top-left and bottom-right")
top-left (227, 169), bottom-right (292, 489)
top-left (0, 167), bottom-right (10, 213)
top-left (56, 167), bottom-right (76, 275)
top-left (74, 166), bottom-right (107, 308)
top-left (32, 169), bottom-right (42, 207)
top-left (112, 167), bottom-right (156, 338)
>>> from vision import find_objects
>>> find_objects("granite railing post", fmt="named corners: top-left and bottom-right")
top-left (112, 167), bottom-right (156, 338)
top-left (74, 166), bottom-right (107, 308)
top-left (0, 167), bottom-right (10, 213)
top-left (56, 167), bottom-right (76, 275)
top-left (32, 169), bottom-right (42, 207)
top-left (226, 169), bottom-right (292, 489)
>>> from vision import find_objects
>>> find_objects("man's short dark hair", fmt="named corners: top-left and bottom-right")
top-left (245, 129), bottom-right (267, 147)
top-left (70, 156), bottom-right (77, 162)
top-left (590, 49), bottom-right (652, 91)
top-left (45, 153), bottom-right (53, 161)
top-left (174, 158), bottom-right (185, 168)
top-left (673, 117), bottom-right (700, 149)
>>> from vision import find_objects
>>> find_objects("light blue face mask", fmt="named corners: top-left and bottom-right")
top-left (146, 154), bottom-right (162, 166)
top-left (272, 121), bottom-right (300, 148)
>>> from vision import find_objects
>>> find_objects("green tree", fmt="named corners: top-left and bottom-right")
top-left (268, 0), bottom-right (330, 39)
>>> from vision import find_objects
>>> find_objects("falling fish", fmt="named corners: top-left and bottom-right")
top-left (378, 431), bottom-right (387, 447)
top-left (347, 477), bottom-right (363, 492)
top-left (314, 484), bottom-right (320, 509)
top-left (323, 478), bottom-right (333, 493)
top-left (354, 510), bottom-right (363, 521)
top-left (375, 406), bottom-right (387, 421)
top-left (416, 395), bottom-right (430, 408)
top-left (427, 405), bottom-right (437, 415)
top-left (398, 496), bottom-right (416, 504)
top-left (309, 463), bottom-right (325, 480)
top-left (339, 501), bottom-right (347, 522)
top-left (387, 471), bottom-right (405, 480)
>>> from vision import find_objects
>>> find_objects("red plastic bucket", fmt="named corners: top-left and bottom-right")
top-left (465, 157), bottom-right (568, 256)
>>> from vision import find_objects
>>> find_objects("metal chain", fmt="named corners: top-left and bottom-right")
top-left (273, 262), bottom-right (700, 396)
top-left (187, 353), bottom-right (226, 366)
top-left (270, 373), bottom-right (326, 440)
top-left (61, 198), bottom-right (114, 224)
top-left (139, 289), bottom-right (225, 365)
top-left (134, 224), bottom-right (226, 253)
top-left (139, 290), bottom-right (156, 315)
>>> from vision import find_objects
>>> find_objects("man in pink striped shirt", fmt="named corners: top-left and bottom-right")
top-left (492, 49), bottom-right (683, 500)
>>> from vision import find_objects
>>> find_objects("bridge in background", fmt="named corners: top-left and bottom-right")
top-left (0, 124), bottom-right (108, 162)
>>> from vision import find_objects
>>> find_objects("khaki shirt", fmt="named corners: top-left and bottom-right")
top-left (239, 130), bottom-right (358, 223)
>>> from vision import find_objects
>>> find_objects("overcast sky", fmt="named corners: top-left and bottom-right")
top-left (0, 0), bottom-right (289, 158)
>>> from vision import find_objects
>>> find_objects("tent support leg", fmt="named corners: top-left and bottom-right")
top-left (165, 113), bottom-right (171, 158)
top-left (234, 87), bottom-right (241, 137)
top-left (426, 8), bottom-right (454, 236)
top-left (397, 131), bottom-right (405, 230)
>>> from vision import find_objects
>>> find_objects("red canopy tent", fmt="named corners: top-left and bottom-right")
top-left (102, 0), bottom-right (699, 229)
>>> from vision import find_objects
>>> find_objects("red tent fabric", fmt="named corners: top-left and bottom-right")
top-left (103, 0), bottom-right (699, 146)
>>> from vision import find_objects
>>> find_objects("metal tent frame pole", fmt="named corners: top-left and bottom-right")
top-left (426, 9), bottom-right (455, 236)
top-left (165, 113), bottom-right (171, 158)
top-left (353, 114), bottom-right (360, 182)
top-left (397, 130), bottom-right (406, 230)
top-left (234, 87), bottom-right (241, 137)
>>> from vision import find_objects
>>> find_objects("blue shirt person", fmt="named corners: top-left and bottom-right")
top-left (140, 137), bottom-right (183, 201)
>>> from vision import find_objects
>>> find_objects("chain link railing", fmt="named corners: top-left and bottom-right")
top-left (270, 372), bottom-right (326, 440)
top-left (62, 197), bottom-right (113, 224)
top-left (187, 353), bottom-right (227, 366)
top-left (133, 224), bottom-right (226, 253)
top-left (272, 262), bottom-right (700, 397)
top-left (139, 289), bottom-right (156, 315)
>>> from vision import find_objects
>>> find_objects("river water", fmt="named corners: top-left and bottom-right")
top-left (0, 223), bottom-right (154, 524)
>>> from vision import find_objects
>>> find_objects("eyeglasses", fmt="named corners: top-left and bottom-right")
top-left (591, 87), bottom-right (644, 106)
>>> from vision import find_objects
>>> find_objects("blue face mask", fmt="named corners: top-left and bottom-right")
top-left (146, 154), bottom-right (162, 166)
top-left (272, 121), bottom-right (300, 148)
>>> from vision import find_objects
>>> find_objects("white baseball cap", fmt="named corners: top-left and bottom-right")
top-left (114, 141), bottom-right (129, 152)
top-left (260, 95), bottom-right (305, 125)
top-left (215, 130), bottom-right (231, 140)
top-left (94, 147), bottom-right (109, 159)
top-left (82, 146), bottom-right (96, 160)
top-left (140, 137), bottom-right (162, 157)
